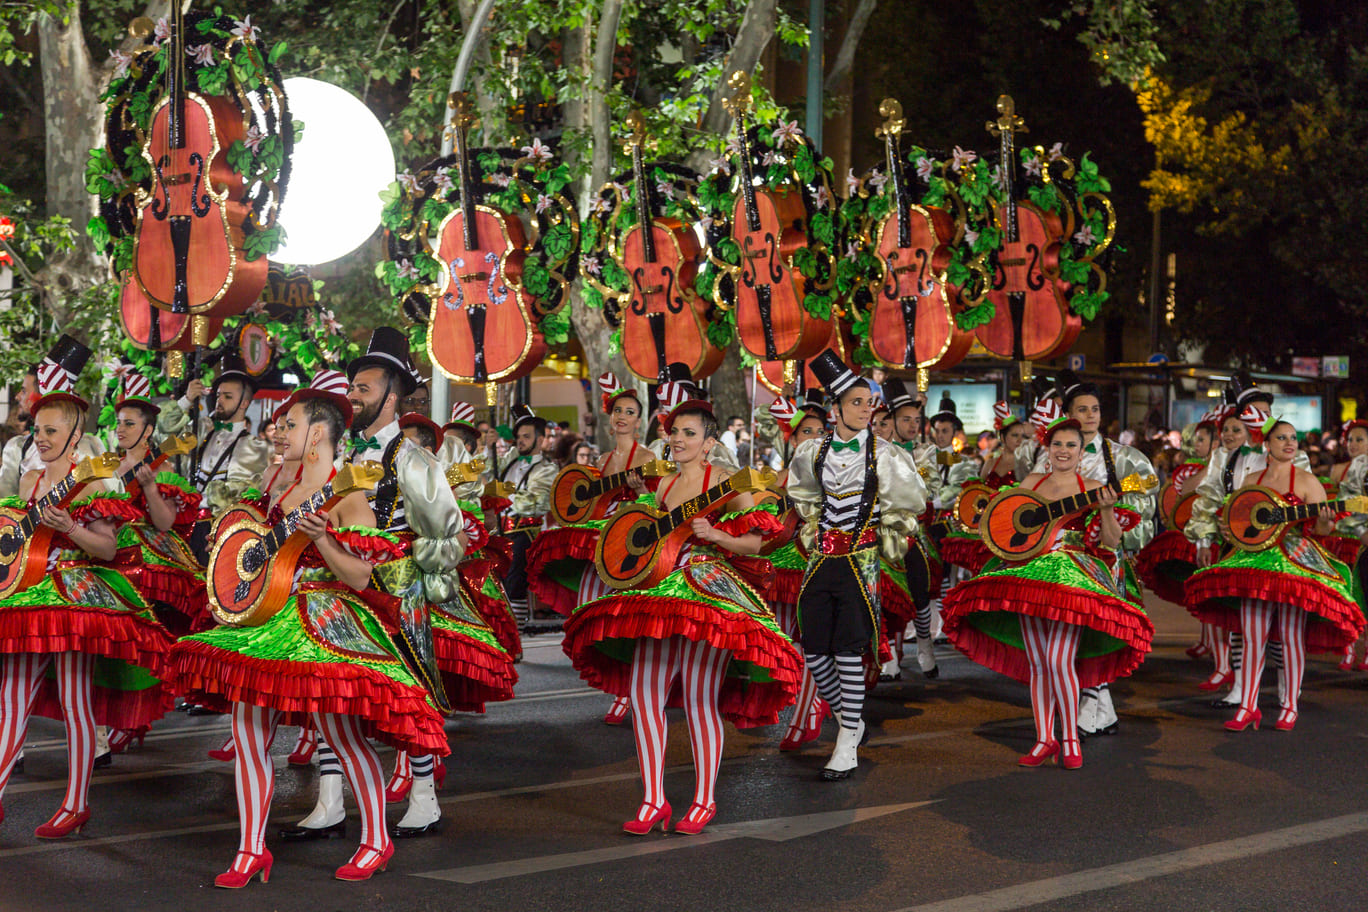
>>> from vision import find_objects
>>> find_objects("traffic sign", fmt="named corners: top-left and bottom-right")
top-left (1067, 354), bottom-right (1085, 372)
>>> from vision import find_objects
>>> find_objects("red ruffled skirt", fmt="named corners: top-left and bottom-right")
top-left (525, 524), bottom-right (600, 616)
top-left (1132, 529), bottom-right (1198, 605)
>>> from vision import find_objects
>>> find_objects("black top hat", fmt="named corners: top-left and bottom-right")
top-left (215, 351), bottom-right (258, 393)
top-left (1033, 375), bottom-right (1059, 402)
top-left (1229, 370), bottom-right (1274, 408)
top-left (882, 377), bottom-right (919, 412)
top-left (510, 403), bottom-right (545, 434)
top-left (348, 326), bottom-right (418, 397)
top-left (659, 361), bottom-right (704, 399)
top-left (33, 334), bottom-right (93, 413)
top-left (796, 388), bottom-right (828, 422)
top-left (810, 350), bottom-right (864, 400)
top-left (928, 396), bottom-right (962, 430)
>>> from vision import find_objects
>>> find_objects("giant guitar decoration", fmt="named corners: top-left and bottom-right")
top-left (0, 454), bottom-right (123, 599)
top-left (865, 98), bottom-right (974, 387)
top-left (594, 467), bottom-right (776, 590)
top-left (1221, 486), bottom-right (1368, 553)
top-left (720, 72), bottom-right (831, 363)
top-left (549, 458), bottom-right (674, 526)
top-left (980, 471), bottom-right (1159, 561)
top-left (207, 461), bottom-right (384, 626)
top-left (973, 96), bottom-right (1079, 375)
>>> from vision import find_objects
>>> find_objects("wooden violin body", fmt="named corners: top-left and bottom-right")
top-left (758, 319), bottom-right (855, 396)
top-left (619, 217), bottom-right (721, 382)
top-left (975, 199), bottom-right (1078, 361)
top-left (119, 271), bottom-right (225, 352)
top-left (0, 454), bottom-right (123, 598)
top-left (134, 90), bottom-right (265, 317)
top-left (730, 187), bottom-right (828, 363)
top-left (430, 204), bottom-right (542, 382)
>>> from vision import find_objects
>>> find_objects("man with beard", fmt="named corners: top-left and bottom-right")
top-left (493, 404), bottom-right (557, 629)
top-left (284, 327), bottom-right (515, 842)
top-left (157, 352), bottom-right (270, 515)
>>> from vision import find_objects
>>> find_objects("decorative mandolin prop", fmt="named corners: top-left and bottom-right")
top-left (579, 113), bottom-right (725, 382)
top-left (0, 454), bottom-right (123, 599)
top-left (593, 466), bottom-right (776, 591)
top-left (979, 471), bottom-right (1159, 561)
top-left (207, 461), bottom-right (384, 626)
top-left (955, 480), bottom-right (996, 534)
top-left (117, 433), bottom-right (198, 489)
top-left (1221, 486), bottom-right (1368, 553)
top-left (1158, 480), bottom-right (1197, 531)
top-left (549, 458), bottom-right (674, 526)
top-left (381, 94), bottom-right (578, 396)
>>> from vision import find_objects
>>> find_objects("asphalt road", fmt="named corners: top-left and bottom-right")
top-left (1, 598), bottom-right (1365, 912)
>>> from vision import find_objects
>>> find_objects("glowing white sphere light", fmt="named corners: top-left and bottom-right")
top-left (272, 77), bottom-right (396, 266)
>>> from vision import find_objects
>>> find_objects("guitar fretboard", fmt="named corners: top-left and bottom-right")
top-left (260, 483), bottom-right (336, 557)
top-left (18, 476), bottom-right (78, 540)
top-left (1268, 499), bottom-right (1351, 525)
top-left (117, 444), bottom-right (164, 488)
top-left (653, 478), bottom-right (739, 538)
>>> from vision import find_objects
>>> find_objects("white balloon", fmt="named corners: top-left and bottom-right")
top-left (272, 77), bottom-right (396, 267)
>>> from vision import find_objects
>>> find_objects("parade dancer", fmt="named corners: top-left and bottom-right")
top-left (765, 393), bottom-right (832, 750)
top-left (492, 404), bottom-right (557, 629)
top-left (941, 417), bottom-right (1154, 768)
top-left (1186, 418), bottom-right (1363, 732)
top-left (561, 373), bottom-right (802, 834)
top-left (787, 352), bottom-right (926, 780)
top-left (1333, 429), bottom-right (1368, 669)
top-left (527, 372), bottom-right (656, 724)
top-left (167, 376), bottom-right (443, 884)
top-left (881, 378), bottom-right (945, 680)
top-left (0, 337), bottom-right (172, 838)
top-left (1035, 371), bottom-right (1157, 737)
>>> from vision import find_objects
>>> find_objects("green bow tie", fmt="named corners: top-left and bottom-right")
top-left (350, 434), bottom-right (382, 453)
top-left (213, 420), bottom-right (235, 433)
top-left (1238, 445), bottom-right (1257, 456)
top-left (518, 454), bottom-right (534, 464)
top-left (900, 441), bottom-right (917, 452)
top-left (1084, 442), bottom-right (1097, 454)
top-left (831, 437), bottom-right (860, 454)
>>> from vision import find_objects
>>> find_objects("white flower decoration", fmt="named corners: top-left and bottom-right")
top-left (231, 15), bottom-right (260, 42)
top-left (188, 44), bottom-right (214, 66)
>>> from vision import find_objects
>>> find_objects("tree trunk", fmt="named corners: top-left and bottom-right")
top-left (684, 0), bottom-right (778, 173)
top-left (456, 0), bottom-right (504, 145)
top-left (589, 0), bottom-right (625, 192)
top-left (823, 0), bottom-right (878, 92)
top-left (35, 1), bottom-right (105, 338)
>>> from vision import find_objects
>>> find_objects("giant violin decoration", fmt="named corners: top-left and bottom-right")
top-left (616, 112), bottom-right (722, 383)
top-left (594, 467), bottom-right (775, 590)
top-left (974, 96), bottom-right (1079, 373)
top-left (721, 72), bottom-right (830, 363)
top-left (866, 98), bottom-right (973, 385)
top-left (1220, 486), bottom-right (1368, 553)
top-left (132, 3), bottom-right (265, 318)
top-left (550, 457), bottom-right (673, 526)
top-left (429, 92), bottom-right (541, 384)
top-left (980, 471), bottom-right (1159, 561)
top-left (207, 461), bottom-right (384, 627)
top-left (0, 454), bottom-right (122, 599)
top-left (758, 320), bottom-right (856, 397)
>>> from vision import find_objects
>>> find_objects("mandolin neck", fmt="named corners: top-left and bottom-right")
top-left (654, 477), bottom-right (739, 538)
top-left (263, 482), bottom-right (336, 557)
top-left (1034, 481), bottom-right (1116, 525)
top-left (117, 444), bottom-right (164, 488)
top-left (1274, 499), bottom-right (1346, 525)
top-left (20, 475), bottom-right (80, 541)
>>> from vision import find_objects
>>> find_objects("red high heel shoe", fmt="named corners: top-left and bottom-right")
top-left (780, 699), bottom-right (830, 751)
top-left (1274, 709), bottom-right (1298, 732)
top-left (109, 727), bottom-right (148, 754)
top-left (287, 729), bottom-right (317, 767)
top-left (214, 849), bottom-right (273, 889)
top-left (673, 803), bottom-right (717, 836)
top-left (1060, 739), bottom-right (1082, 770)
top-left (207, 739), bottom-right (236, 763)
top-left (622, 801), bottom-right (671, 836)
top-left (1224, 708), bottom-right (1262, 732)
top-left (1017, 740), bottom-right (1059, 768)
top-left (1197, 670), bottom-right (1234, 692)
top-left (603, 697), bottom-right (630, 726)
top-left (1185, 643), bottom-right (1212, 660)
top-left (1355, 657), bottom-right (1368, 672)
top-left (34, 807), bottom-right (91, 839)
top-left (335, 842), bottom-right (394, 882)
top-left (1339, 649), bottom-right (1355, 672)
top-left (384, 769), bottom-right (412, 803)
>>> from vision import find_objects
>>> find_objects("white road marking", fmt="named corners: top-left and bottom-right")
top-left (415, 803), bottom-right (937, 883)
top-left (891, 811), bottom-right (1368, 912)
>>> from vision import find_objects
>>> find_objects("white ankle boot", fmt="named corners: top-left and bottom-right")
top-left (917, 636), bottom-right (938, 677)
top-left (394, 775), bottom-right (442, 835)
top-left (821, 718), bottom-right (865, 780)
top-left (297, 773), bottom-right (345, 829)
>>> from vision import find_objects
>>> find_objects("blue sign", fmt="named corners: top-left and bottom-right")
top-left (1067, 354), bottom-right (1085, 372)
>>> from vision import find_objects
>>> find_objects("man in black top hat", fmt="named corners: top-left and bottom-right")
top-left (158, 350), bottom-right (270, 514)
top-left (493, 403), bottom-right (557, 629)
top-left (787, 351), bottom-right (926, 780)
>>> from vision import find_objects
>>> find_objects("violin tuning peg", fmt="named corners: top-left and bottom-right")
top-left (128, 16), bottom-right (155, 40)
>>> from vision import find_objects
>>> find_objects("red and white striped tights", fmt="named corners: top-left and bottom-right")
top-left (1237, 599), bottom-right (1306, 718)
top-left (1019, 617), bottom-right (1082, 746)
top-left (627, 636), bottom-right (730, 826)
top-left (227, 704), bottom-right (391, 875)
top-left (581, 563), bottom-right (632, 722)
top-left (0, 652), bottom-right (98, 827)
top-left (771, 600), bottom-right (821, 739)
